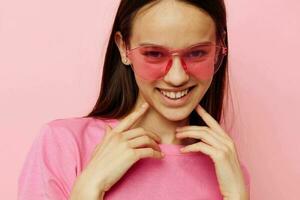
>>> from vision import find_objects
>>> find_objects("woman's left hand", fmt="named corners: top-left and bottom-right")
top-left (175, 104), bottom-right (249, 200)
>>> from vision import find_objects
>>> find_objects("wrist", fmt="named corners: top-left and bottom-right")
top-left (70, 174), bottom-right (105, 200)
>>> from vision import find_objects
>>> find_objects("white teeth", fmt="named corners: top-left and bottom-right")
top-left (159, 88), bottom-right (189, 99)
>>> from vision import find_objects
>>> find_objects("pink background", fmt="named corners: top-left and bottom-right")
top-left (1, 0), bottom-right (299, 199)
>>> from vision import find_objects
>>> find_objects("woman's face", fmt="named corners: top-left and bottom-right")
top-left (115, 0), bottom-right (217, 122)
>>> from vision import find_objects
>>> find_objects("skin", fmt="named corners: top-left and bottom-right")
top-left (113, 0), bottom-right (249, 199)
top-left (115, 0), bottom-right (215, 144)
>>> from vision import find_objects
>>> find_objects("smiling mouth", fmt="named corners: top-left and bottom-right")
top-left (157, 85), bottom-right (196, 92)
top-left (157, 86), bottom-right (196, 100)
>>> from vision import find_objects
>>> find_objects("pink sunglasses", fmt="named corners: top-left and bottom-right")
top-left (125, 41), bottom-right (228, 81)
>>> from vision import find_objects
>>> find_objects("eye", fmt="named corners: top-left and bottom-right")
top-left (144, 51), bottom-right (164, 58)
top-left (187, 50), bottom-right (205, 58)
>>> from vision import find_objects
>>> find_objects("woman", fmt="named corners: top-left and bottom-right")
top-left (18, 0), bottom-right (250, 199)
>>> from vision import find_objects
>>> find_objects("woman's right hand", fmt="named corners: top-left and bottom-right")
top-left (70, 102), bottom-right (164, 200)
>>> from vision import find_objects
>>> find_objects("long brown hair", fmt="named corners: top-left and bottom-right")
top-left (83, 0), bottom-right (234, 133)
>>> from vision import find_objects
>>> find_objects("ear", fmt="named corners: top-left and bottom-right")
top-left (114, 31), bottom-right (131, 65)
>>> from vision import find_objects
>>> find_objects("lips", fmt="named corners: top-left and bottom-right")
top-left (156, 85), bottom-right (196, 107)
top-left (157, 86), bottom-right (196, 93)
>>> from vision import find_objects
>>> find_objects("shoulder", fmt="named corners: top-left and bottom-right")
top-left (38, 116), bottom-right (119, 151)
top-left (18, 117), bottom-right (120, 198)
top-left (42, 116), bottom-right (118, 141)
top-left (35, 117), bottom-right (94, 149)
top-left (45, 116), bottom-right (101, 133)
top-left (37, 117), bottom-right (120, 169)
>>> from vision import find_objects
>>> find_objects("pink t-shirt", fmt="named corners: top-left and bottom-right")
top-left (18, 117), bottom-right (250, 200)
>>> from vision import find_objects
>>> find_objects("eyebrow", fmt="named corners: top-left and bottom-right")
top-left (138, 41), bottom-right (214, 48)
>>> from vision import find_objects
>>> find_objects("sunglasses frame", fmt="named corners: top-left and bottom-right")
top-left (125, 38), bottom-right (228, 80)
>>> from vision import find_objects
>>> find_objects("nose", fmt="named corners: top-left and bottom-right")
top-left (163, 55), bottom-right (189, 86)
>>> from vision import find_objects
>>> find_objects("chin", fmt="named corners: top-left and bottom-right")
top-left (158, 106), bottom-right (193, 122)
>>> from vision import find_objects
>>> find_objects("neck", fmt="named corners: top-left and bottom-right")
top-left (126, 100), bottom-right (195, 145)
top-left (142, 109), bottom-right (189, 144)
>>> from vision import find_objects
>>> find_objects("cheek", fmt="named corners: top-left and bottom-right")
top-left (135, 78), bottom-right (157, 96)
top-left (198, 77), bottom-right (213, 89)
top-left (191, 79), bottom-right (213, 99)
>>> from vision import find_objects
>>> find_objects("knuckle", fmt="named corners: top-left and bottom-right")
top-left (119, 132), bottom-right (128, 141)
top-left (119, 131), bottom-right (125, 139)
top-left (123, 140), bottom-right (132, 149)
top-left (136, 127), bottom-right (144, 133)
top-left (112, 133), bottom-right (122, 143)
top-left (216, 151), bottom-right (227, 160)
top-left (203, 127), bottom-right (210, 132)
top-left (145, 132), bottom-right (155, 140)
top-left (128, 148), bottom-right (138, 159)
top-left (144, 136), bottom-right (152, 143)
top-left (147, 148), bottom-right (155, 156)
top-left (141, 135), bottom-right (149, 141)
top-left (149, 131), bottom-right (159, 139)
top-left (223, 146), bottom-right (230, 154)
top-left (127, 149), bottom-right (139, 162)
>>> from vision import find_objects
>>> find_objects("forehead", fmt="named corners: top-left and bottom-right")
top-left (130, 0), bottom-right (216, 49)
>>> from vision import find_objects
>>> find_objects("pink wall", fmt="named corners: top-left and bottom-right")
top-left (1, 0), bottom-right (299, 199)
top-left (227, 1), bottom-right (300, 199)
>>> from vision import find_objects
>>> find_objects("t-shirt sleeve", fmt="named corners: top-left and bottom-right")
top-left (18, 123), bottom-right (78, 200)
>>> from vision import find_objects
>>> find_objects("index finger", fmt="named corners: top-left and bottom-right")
top-left (195, 104), bottom-right (224, 134)
top-left (113, 102), bottom-right (149, 133)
